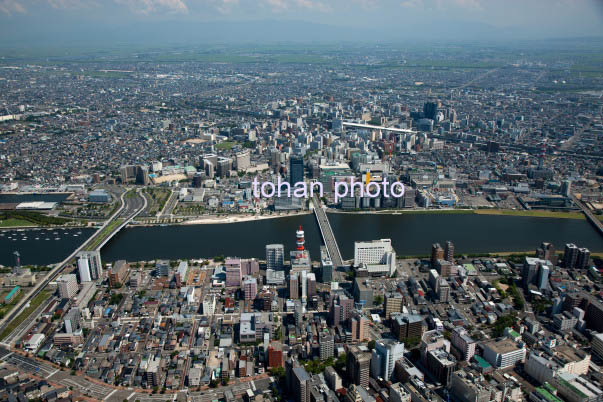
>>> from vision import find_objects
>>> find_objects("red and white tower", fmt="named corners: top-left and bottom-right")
top-left (296, 225), bottom-right (305, 251)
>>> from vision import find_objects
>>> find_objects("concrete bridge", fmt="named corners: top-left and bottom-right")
top-left (572, 194), bottom-right (603, 236)
top-left (311, 195), bottom-right (344, 269)
top-left (0, 188), bottom-right (146, 344)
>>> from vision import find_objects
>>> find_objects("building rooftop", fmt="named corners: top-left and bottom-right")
top-left (485, 338), bottom-right (522, 355)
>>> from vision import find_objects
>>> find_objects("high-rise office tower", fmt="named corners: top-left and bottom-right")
top-left (225, 258), bottom-right (242, 287)
top-left (268, 344), bottom-right (285, 368)
top-left (444, 241), bottom-right (454, 263)
top-left (307, 273), bottom-right (316, 298)
top-left (431, 243), bottom-right (444, 266)
top-left (385, 293), bottom-right (403, 319)
top-left (57, 274), bottom-right (78, 299)
top-left (522, 257), bottom-right (551, 289)
top-left (77, 257), bottom-right (92, 283)
top-left (392, 313), bottom-right (425, 342)
top-left (564, 244), bottom-right (579, 268)
top-left (289, 154), bottom-right (304, 184)
top-left (577, 248), bottom-right (591, 269)
top-left (292, 367), bottom-right (310, 402)
top-left (537, 265), bottom-right (550, 290)
top-left (294, 300), bottom-right (304, 326)
top-left (437, 278), bottom-right (450, 303)
top-left (320, 246), bottom-right (333, 282)
top-left (347, 346), bottom-right (371, 388)
top-left (243, 276), bottom-right (258, 300)
top-left (109, 260), bottom-right (129, 287)
top-left (64, 307), bottom-right (81, 333)
top-left (330, 294), bottom-right (354, 326)
top-left (301, 270), bottom-right (308, 304)
top-left (351, 314), bottom-right (367, 342)
top-left (289, 273), bottom-right (299, 299)
top-left (270, 149), bottom-right (281, 173)
top-left (216, 157), bottom-right (233, 178)
top-left (423, 101), bottom-right (440, 120)
top-left (76, 251), bottom-right (102, 280)
top-left (561, 180), bottom-right (572, 197)
top-left (136, 166), bottom-right (150, 185)
top-left (371, 339), bottom-right (405, 381)
top-left (266, 244), bottom-right (285, 271)
top-left (319, 333), bottom-right (334, 360)
top-left (536, 242), bottom-right (556, 263)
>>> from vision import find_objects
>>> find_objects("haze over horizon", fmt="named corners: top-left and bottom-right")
top-left (1, 0), bottom-right (602, 46)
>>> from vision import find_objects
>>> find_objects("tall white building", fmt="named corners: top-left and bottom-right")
top-left (203, 294), bottom-right (216, 316)
top-left (371, 339), bottom-right (405, 381)
top-left (57, 274), bottom-right (78, 299)
top-left (78, 257), bottom-right (92, 283)
top-left (482, 339), bottom-right (526, 369)
top-left (64, 307), bottom-right (81, 334)
top-left (76, 251), bottom-right (103, 280)
top-left (451, 326), bottom-right (476, 362)
top-left (301, 270), bottom-right (308, 305)
top-left (266, 244), bottom-right (285, 271)
top-left (593, 333), bottom-right (603, 360)
top-left (354, 239), bottom-right (396, 276)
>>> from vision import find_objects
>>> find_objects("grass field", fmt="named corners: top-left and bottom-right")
top-left (339, 208), bottom-right (593, 220)
top-left (85, 218), bottom-right (124, 251)
top-left (336, 209), bottom-right (474, 215)
top-left (397, 250), bottom-right (603, 259)
top-left (144, 187), bottom-right (172, 216)
top-left (0, 218), bottom-right (36, 228)
top-left (474, 209), bottom-right (585, 219)
top-left (0, 290), bottom-right (51, 341)
top-left (215, 141), bottom-right (236, 150)
top-left (0, 291), bottom-right (24, 318)
top-left (0, 211), bottom-right (71, 227)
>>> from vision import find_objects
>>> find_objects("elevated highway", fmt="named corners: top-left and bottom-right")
top-left (572, 194), bottom-right (603, 236)
top-left (342, 121), bottom-right (415, 133)
top-left (0, 188), bottom-right (146, 345)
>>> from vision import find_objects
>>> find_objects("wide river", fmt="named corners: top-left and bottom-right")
top-left (1, 213), bottom-right (601, 267)
top-left (97, 213), bottom-right (602, 263)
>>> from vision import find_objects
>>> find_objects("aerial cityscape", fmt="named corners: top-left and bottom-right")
top-left (0, 1), bottom-right (602, 402)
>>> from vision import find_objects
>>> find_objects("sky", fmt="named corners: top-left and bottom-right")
top-left (0, 0), bottom-right (602, 45)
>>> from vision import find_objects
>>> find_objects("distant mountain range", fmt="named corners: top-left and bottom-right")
top-left (1, 18), bottom-right (602, 48)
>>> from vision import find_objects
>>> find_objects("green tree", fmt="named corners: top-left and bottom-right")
top-left (367, 340), bottom-right (376, 350)
top-left (334, 353), bottom-right (347, 371)
top-left (405, 337), bottom-right (421, 348)
top-left (270, 366), bottom-right (286, 380)
top-left (374, 295), bottom-right (384, 306)
top-left (492, 314), bottom-right (517, 337)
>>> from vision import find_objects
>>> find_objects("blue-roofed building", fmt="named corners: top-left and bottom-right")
top-left (4, 286), bottom-right (20, 304)
top-left (89, 189), bottom-right (111, 203)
